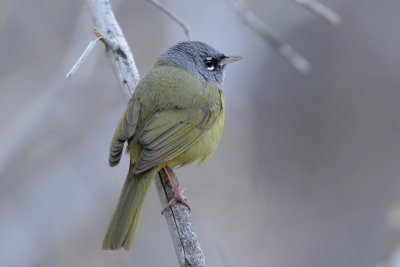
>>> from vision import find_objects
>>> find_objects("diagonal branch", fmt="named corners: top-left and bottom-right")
top-left (225, 0), bottom-right (311, 73)
top-left (147, 0), bottom-right (191, 40)
top-left (85, 0), bottom-right (140, 99)
top-left (292, 0), bottom-right (341, 25)
top-left (156, 170), bottom-right (208, 267)
top-left (85, 0), bottom-right (207, 266)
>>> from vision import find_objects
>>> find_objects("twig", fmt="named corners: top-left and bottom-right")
top-left (292, 0), bottom-right (341, 25)
top-left (86, 0), bottom-right (207, 266)
top-left (147, 0), bottom-right (191, 40)
top-left (66, 37), bottom-right (101, 78)
top-left (225, 0), bottom-right (311, 73)
top-left (66, 26), bottom-right (120, 79)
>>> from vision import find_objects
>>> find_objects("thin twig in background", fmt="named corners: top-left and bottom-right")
top-left (147, 0), bottom-right (191, 40)
top-left (225, 0), bottom-right (311, 73)
top-left (85, 0), bottom-right (207, 266)
top-left (292, 0), bottom-right (341, 25)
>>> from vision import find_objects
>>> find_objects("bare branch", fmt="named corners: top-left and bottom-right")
top-left (86, 0), bottom-right (140, 99)
top-left (86, 0), bottom-right (207, 265)
top-left (225, 0), bottom-right (311, 73)
top-left (156, 171), bottom-right (208, 267)
top-left (147, 0), bottom-right (191, 40)
top-left (292, 0), bottom-right (341, 25)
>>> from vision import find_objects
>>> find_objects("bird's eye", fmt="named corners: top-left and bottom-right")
top-left (205, 57), bottom-right (215, 70)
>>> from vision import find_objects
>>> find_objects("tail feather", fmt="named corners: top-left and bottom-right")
top-left (103, 166), bottom-right (156, 250)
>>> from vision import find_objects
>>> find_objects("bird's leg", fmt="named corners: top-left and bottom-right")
top-left (161, 166), bottom-right (191, 214)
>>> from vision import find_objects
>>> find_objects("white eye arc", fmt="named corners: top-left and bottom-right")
top-left (205, 57), bottom-right (215, 70)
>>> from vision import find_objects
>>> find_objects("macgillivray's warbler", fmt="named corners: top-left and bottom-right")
top-left (103, 41), bottom-right (241, 250)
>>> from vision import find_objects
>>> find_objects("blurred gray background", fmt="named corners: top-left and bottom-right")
top-left (1, 0), bottom-right (400, 266)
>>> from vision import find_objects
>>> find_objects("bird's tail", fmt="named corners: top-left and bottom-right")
top-left (102, 166), bottom-right (156, 250)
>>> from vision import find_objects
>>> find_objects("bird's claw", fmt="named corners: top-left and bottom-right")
top-left (161, 191), bottom-right (191, 214)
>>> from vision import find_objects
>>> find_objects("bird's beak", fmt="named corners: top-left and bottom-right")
top-left (219, 55), bottom-right (242, 65)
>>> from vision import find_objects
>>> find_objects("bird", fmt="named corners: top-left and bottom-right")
top-left (102, 41), bottom-right (241, 250)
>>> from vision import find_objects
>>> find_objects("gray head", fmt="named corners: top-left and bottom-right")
top-left (156, 41), bottom-right (241, 85)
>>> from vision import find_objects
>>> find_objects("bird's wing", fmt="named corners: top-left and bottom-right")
top-left (133, 108), bottom-right (219, 173)
top-left (109, 99), bottom-right (141, 167)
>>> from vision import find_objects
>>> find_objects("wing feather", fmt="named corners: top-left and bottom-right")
top-left (133, 109), bottom-right (218, 173)
top-left (109, 99), bottom-right (141, 167)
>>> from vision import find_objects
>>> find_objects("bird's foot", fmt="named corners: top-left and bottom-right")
top-left (161, 190), bottom-right (191, 214)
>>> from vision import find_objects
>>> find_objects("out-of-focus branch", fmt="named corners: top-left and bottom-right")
top-left (378, 204), bottom-right (400, 267)
top-left (85, 0), bottom-right (207, 266)
top-left (147, 0), bottom-right (191, 40)
top-left (0, 5), bottom-right (97, 178)
top-left (225, 0), bottom-right (311, 73)
top-left (292, 0), bottom-right (341, 25)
